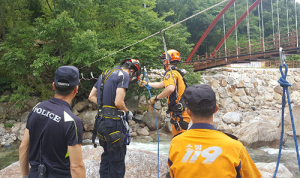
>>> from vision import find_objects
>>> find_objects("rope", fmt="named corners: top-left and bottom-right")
top-left (78, 0), bottom-right (229, 69)
top-left (161, 32), bottom-right (179, 100)
top-left (274, 56), bottom-right (300, 177)
top-left (141, 66), bottom-right (160, 178)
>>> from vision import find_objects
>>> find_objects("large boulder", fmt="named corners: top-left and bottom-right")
top-left (142, 110), bottom-right (164, 131)
top-left (234, 121), bottom-right (287, 148)
top-left (222, 112), bottom-right (242, 124)
top-left (255, 162), bottom-right (293, 178)
top-left (11, 123), bottom-right (26, 141)
top-left (0, 145), bottom-right (169, 178)
top-left (284, 105), bottom-right (300, 136)
top-left (73, 102), bottom-right (89, 112)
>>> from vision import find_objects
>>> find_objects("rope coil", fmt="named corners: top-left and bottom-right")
top-left (273, 49), bottom-right (300, 177)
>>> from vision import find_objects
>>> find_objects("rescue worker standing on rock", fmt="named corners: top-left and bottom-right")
top-left (88, 59), bottom-right (141, 178)
top-left (139, 49), bottom-right (191, 137)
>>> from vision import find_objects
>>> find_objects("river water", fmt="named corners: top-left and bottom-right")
top-left (1, 137), bottom-right (300, 177)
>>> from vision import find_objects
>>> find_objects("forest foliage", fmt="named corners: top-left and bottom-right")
top-left (0, 0), bottom-right (299, 103)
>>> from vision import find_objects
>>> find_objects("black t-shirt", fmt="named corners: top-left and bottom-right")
top-left (94, 66), bottom-right (130, 106)
top-left (26, 97), bottom-right (83, 177)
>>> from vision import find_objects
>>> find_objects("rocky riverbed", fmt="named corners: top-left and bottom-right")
top-left (1, 67), bottom-right (300, 177)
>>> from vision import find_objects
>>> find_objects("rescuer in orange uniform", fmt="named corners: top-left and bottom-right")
top-left (140, 49), bottom-right (191, 136)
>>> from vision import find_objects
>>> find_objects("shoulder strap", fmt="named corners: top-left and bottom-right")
top-left (98, 69), bottom-right (121, 109)
top-left (173, 68), bottom-right (189, 88)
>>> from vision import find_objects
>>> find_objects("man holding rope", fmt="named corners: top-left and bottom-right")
top-left (140, 49), bottom-right (191, 137)
top-left (89, 59), bottom-right (141, 178)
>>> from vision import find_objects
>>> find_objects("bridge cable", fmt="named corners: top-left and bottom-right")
top-left (286, 0), bottom-right (290, 41)
top-left (277, 0), bottom-right (281, 48)
top-left (246, 0), bottom-right (251, 54)
top-left (295, 0), bottom-right (299, 47)
top-left (273, 47), bottom-right (300, 178)
top-left (234, 2), bottom-right (239, 56)
top-left (78, 0), bottom-right (229, 70)
top-left (261, 0), bottom-right (265, 52)
top-left (223, 14), bottom-right (227, 62)
top-left (258, 4), bottom-right (262, 40)
top-left (271, 0), bottom-right (275, 46)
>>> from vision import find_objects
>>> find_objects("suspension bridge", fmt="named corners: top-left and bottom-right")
top-left (186, 0), bottom-right (300, 71)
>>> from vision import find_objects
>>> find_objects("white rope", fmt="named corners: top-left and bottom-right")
top-left (79, 0), bottom-right (229, 69)
top-left (277, 0), bottom-right (280, 48)
top-left (234, 2), bottom-right (238, 56)
top-left (261, 0), bottom-right (265, 52)
top-left (295, 0), bottom-right (299, 47)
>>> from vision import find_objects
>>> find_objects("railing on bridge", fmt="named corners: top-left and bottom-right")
top-left (192, 30), bottom-right (300, 71)
top-left (265, 60), bottom-right (300, 68)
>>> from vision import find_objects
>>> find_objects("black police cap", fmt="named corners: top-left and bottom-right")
top-left (55, 66), bottom-right (79, 87)
top-left (183, 84), bottom-right (216, 108)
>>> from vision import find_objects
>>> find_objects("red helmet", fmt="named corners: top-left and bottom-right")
top-left (120, 59), bottom-right (141, 83)
top-left (161, 49), bottom-right (181, 64)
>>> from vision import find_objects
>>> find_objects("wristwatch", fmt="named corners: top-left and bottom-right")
top-left (155, 95), bottom-right (160, 101)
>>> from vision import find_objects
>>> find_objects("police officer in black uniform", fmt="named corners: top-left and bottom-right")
top-left (88, 59), bottom-right (141, 178)
top-left (19, 66), bottom-right (86, 178)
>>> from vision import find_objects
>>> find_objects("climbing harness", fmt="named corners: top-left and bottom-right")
top-left (273, 47), bottom-right (300, 177)
top-left (140, 66), bottom-right (160, 178)
top-left (92, 69), bottom-right (131, 148)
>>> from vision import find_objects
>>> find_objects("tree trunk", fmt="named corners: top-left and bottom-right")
top-left (0, 5), bottom-right (6, 40)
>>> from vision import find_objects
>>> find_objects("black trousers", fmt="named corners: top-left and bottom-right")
top-left (98, 117), bottom-right (127, 178)
top-left (100, 142), bottom-right (126, 178)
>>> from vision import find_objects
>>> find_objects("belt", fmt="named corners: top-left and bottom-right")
top-left (99, 105), bottom-right (124, 118)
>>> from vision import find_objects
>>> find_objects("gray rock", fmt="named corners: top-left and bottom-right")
top-left (73, 102), bottom-right (89, 112)
top-left (0, 124), bottom-right (5, 136)
top-left (284, 105), bottom-right (300, 136)
top-left (0, 146), bottom-right (169, 178)
top-left (222, 112), bottom-right (242, 124)
top-left (142, 111), bottom-right (164, 131)
top-left (255, 162), bottom-right (293, 178)
top-left (20, 111), bottom-right (30, 123)
top-left (78, 111), bottom-right (97, 125)
top-left (134, 114), bottom-right (143, 121)
top-left (137, 127), bottom-right (150, 136)
top-left (234, 121), bottom-right (287, 148)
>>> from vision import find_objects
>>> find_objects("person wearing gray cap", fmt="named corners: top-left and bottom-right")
top-left (19, 66), bottom-right (86, 178)
top-left (167, 84), bottom-right (261, 178)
